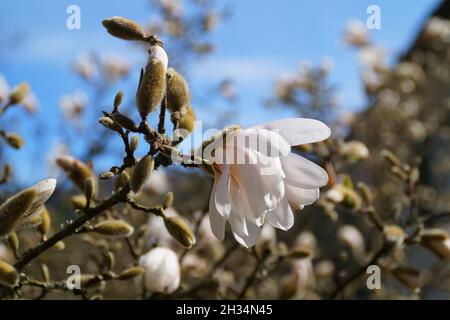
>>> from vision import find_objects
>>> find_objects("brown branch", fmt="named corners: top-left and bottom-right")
top-left (328, 242), bottom-right (389, 299)
top-left (14, 185), bottom-right (131, 271)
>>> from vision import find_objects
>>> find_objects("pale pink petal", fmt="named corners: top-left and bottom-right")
top-left (253, 118), bottom-right (331, 146)
top-left (266, 195), bottom-right (294, 231)
top-left (232, 220), bottom-right (262, 248)
top-left (285, 185), bottom-right (320, 207)
top-left (214, 165), bottom-right (232, 218)
top-left (281, 154), bottom-right (328, 189)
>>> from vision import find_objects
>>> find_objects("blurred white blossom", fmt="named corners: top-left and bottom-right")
top-left (139, 247), bottom-right (180, 294)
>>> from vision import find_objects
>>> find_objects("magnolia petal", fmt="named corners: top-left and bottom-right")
top-left (229, 185), bottom-right (250, 237)
top-left (233, 160), bottom-right (283, 217)
top-left (208, 171), bottom-right (226, 241)
top-left (282, 154), bottom-right (328, 189)
top-left (214, 165), bottom-right (232, 218)
top-left (149, 45), bottom-right (168, 72)
top-left (286, 184), bottom-right (320, 206)
top-left (253, 118), bottom-right (331, 146)
top-left (232, 220), bottom-right (262, 248)
top-left (209, 205), bottom-right (226, 241)
top-left (266, 195), bottom-right (294, 231)
top-left (235, 128), bottom-right (291, 158)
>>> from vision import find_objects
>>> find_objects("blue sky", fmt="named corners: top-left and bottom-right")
top-left (0, 0), bottom-right (440, 184)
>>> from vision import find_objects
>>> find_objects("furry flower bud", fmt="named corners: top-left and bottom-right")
top-left (92, 220), bottom-right (134, 238)
top-left (118, 266), bottom-right (145, 280)
top-left (166, 68), bottom-right (191, 113)
top-left (175, 106), bottom-right (195, 138)
top-left (114, 90), bottom-right (124, 111)
top-left (102, 16), bottom-right (146, 41)
top-left (56, 155), bottom-right (96, 192)
top-left (8, 82), bottom-right (30, 105)
top-left (111, 113), bottom-right (139, 132)
top-left (164, 216), bottom-right (196, 248)
top-left (84, 177), bottom-right (96, 203)
top-left (0, 259), bottom-right (19, 287)
top-left (130, 135), bottom-right (139, 152)
top-left (4, 133), bottom-right (24, 149)
top-left (136, 46), bottom-right (168, 118)
top-left (162, 192), bottom-right (174, 209)
top-left (131, 155), bottom-right (154, 193)
top-left (114, 170), bottom-right (131, 191)
top-left (99, 117), bottom-right (119, 131)
top-left (0, 188), bottom-right (36, 237)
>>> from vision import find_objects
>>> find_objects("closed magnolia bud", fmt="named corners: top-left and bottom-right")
top-left (0, 188), bottom-right (36, 237)
top-left (37, 206), bottom-right (51, 236)
top-left (8, 82), bottom-right (30, 105)
top-left (357, 182), bottom-right (373, 205)
top-left (70, 194), bottom-right (87, 210)
top-left (112, 113), bottom-right (138, 132)
top-left (85, 177), bottom-right (96, 202)
top-left (56, 155), bottom-right (95, 192)
top-left (136, 59), bottom-right (166, 118)
top-left (162, 192), bottom-right (174, 209)
top-left (5, 133), bottom-right (24, 149)
top-left (41, 264), bottom-right (51, 282)
top-left (0, 259), bottom-right (19, 287)
top-left (381, 149), bottom-right (402, 167)
top-left (105, 251), bottom-right (115, 270)
top-left (102, 16), bottom-right (146, 41)
top-left (118, 266), bottom-right (145, 280)
top-left (421, 229), bottom-right (450, 260)
top-left (131, 155), bottom-right (154, 193)
top-left (7, 232), bottom-right (19, 255)
top-left (92, 220), bottom-right (134, 238)
top-left (164, 216), bottom-right (196, 248)
top-left (139, 247), bottom-right (180, 293)
top-left (114, 90), bottom-right (124, 111)
top-left (176, 106), bottom-right (195, 138)
top-left (166, 68), bottom-right (191, 113)
top-left (114, 171), bottom-right (130, 191)
top-left (99, 117), bottom-right (118, 131)
top-left (130, 136), bottom-right (139, 152)
top-left (80, 274), bottom-right (102, 288)
top-left (340, 140), bottom-right (369, 162)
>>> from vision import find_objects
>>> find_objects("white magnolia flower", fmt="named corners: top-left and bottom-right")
top-left (149, 45), bottom-right (168, 73)
top-left (139, 247), bottom-right (180, 294)
top-left (344, 19), bottom-right (369, 47)
top-left (337, 225), bottom-right (366, 262)
top-left (146, 207), bottom-right (180, 249)
top-left (102, 54), bottom-right (129, 82)
top-left (141, 169), bottom-right (170, 195)
top-left (206, 118), bottom-right (330, 247)
top-left (59, 91), bottom-right (88, 119)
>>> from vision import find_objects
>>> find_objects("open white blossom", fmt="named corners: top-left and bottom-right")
top-left (344, 19), bottom-right (369, 47)
top-left (206, 118), bottom-right (330, 247)
top-left (139, 247), bottom-right (180, 294)
top-left (59, 91), bottom-right (88, 119)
